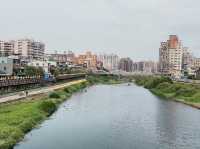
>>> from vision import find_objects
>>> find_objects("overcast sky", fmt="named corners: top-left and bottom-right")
top-left (0, 0), bottom-right (200, 61)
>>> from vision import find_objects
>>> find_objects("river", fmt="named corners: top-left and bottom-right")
top-left (14, 84), bottom-right (200, 149)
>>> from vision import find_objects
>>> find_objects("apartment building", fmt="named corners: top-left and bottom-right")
top-left (159, 42), bottom-right (169, 74)
top-left (97, 54), bottom-right (119, 71)
top-left (159, 35), bottom-right (183, 78)
top-left (0, 39), bottom-right (45, 61)
top-left (49, 51), bottom-right (75, 64)
top-left (0, 40), bottom-right (14, 56)
top-left (182, 47), bottom-right (194, 72)
top-left (118, 58), bottom-right (133, 72)
top-left (76, 51), bottom-right (97, 69)
top-left (132, 61), bottom-right (158, 74)
top-left (14, 39), bottom-right (45, 60)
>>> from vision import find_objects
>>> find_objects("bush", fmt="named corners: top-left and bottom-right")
top-left (87, 75), bottom-right (120, 84)
top-left (175, 87), bottom-right (197, 97)
top-left (156, 82), bottom-right (181, 93)
top-left (156, 82), bottom-right (171, 90)
top-left (18, 118), bottom-right (37, 132)
top-left (49, 92), bottom-right (60, 99)
top-left (0, 126), bottom-right (23, 149)
top-left (144, 76), bottom-right (172, 89)
top-left (39, 100), bottom-right (57, 115)
top-left (79, 82), bottom-right (87, 88)
top-left (64, 87), bottom-right (71, 93)
top-left (187, 92), bottom-right (200, 102)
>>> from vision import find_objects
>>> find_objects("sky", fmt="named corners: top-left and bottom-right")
top-left (0, 0), bottom-right (200, 61)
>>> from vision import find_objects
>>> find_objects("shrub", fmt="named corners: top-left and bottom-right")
top-left (156, 82), bottom-right (180, 93)
top-left (0, 126), bottom-right (23, 149)
top-left (49, 92), bottom-right (60, 99)
top-left (39, 100), bottom-right (57, 115)
top-left (18, 118), bottom-right (37, 132)
top-left (144, 76), bottom-right (172, 89)
top-left (64, 87), bottom-right (71, 93)
top-left (156, 82), bottom-right (171, 90)
top-left (187, 92), bottom-right (200, 102)
top-left (175, 87), bottom-right (197, 97)
top-left (79, 82), bottom-right (87, 88)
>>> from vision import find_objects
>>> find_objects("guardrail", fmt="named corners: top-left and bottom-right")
top-left (56, 73), bottom-right (86, 81)
top-left (0, 78), bottom-right (43, 87)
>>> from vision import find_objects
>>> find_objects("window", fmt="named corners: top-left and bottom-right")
top-left (3, 66), bottom-right (6, 71)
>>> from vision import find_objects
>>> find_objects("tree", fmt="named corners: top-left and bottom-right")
top-left (24, 66), bottom-right (44, 76)
top-left (49, 66), bottom-right (60, 77)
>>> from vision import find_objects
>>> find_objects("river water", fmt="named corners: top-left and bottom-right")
top-left (15, 84), bottom-right (200, 149)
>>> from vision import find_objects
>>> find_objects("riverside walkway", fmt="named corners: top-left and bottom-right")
top-left (0, 79), bottom-right (86, 104)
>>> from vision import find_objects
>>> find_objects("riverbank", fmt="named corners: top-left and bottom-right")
top-left (86, 74), bottom-right (128, 85)
top-left (0, 75), bottom-right (124, 149)
top-left (0, 80), bottom-right (88, 149)
top-left (0, 79), bottom-right (87, 104)
top-left (134, 75), bottom-right (200, 109)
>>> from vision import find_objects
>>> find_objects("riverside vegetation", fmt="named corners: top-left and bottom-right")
top-left (0, 81), bottom-right (89, 149)
top-left (86, 74), bottom-right (127, 85)
top-left (0, 75), bottom-right (123, 149)
top-left (134, 75), bottom-right (200, 106)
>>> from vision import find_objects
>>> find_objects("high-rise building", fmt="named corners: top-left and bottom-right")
top-left (159, 42), bottom-right (169, 74)
top-left (0, 39), bottom-right (45, 60)
top-left (182, 47), bottom-right (194, 72)
top-left (0, 40), bottom-right (14, 56)
top-left (118, 58), bottom-right (133, 72)
top-left (14, 39), bottom-right (45, 60)
top-left (159, 35), bottom-right (183, 78)
top-left (168, 35), bottom-right (183, 77)
top-left (132, 61), bottom-right (158, 74)
top-left (97, 54), bottom-right (119, 71)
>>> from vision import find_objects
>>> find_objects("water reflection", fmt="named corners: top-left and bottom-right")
top-left (15, 84), bottom-right (200, 149)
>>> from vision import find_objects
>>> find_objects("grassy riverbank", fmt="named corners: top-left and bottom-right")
top-left (134, 75), bottom-right (200, 108)
top-left (0, 75), bottom-right (124, 149)
top-left (0, 81), bottom-right (88, 149)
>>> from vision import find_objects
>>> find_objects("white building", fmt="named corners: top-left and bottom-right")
top-left (0, 39), bottom-right (45, 61)
top-left (159, 35), bottom-right (183, 78)
top-left (97, 54), bottom-right (119, 71)
top-left (168, 46), bottom-right (183, 77)
top-left (14, 39), bottom-right (45, 60)
top-left (28, 60), bottom-right (56, 73)
top-left (0, 40), bottom-right (14, 56)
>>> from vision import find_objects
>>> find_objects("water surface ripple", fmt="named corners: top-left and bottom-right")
top-left (15, 84), bottom-right (200, 149)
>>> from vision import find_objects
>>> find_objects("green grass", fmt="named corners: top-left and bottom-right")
top-left (49, 92), bottom-right (61, 99)
top-left (86, 75), bottom-right (125, 85)
top-left (0, 81), bottom-right (88, 149)
top-left (0, 76), bottom-right (124, 149)
top-left (134, 75), bottom-right (200, 103)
